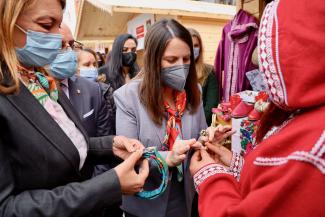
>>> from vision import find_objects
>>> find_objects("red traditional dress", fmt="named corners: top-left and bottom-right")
top-left (194, 0), bottom-right (325, 216)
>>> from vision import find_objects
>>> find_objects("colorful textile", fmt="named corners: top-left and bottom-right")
top-left (211, 103), bottom-right (232, 127)
top-left (161, 89), bottom-right (186, 151)
top-left (240, 119), bottom-right (260, 155)
top-left (19, 69), bottom-right (58, 105)
top-left (136, 147), bottom-right (169, 200)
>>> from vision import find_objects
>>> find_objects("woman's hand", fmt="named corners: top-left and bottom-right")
top-left (206, 143), bottom-right (233, 167)
top-left (114, 149), bottom-right (149, 195)
top-left (190, 149), bottom-right (216, 176)
top-left (165, 139), bottom-right (197, 167)
top-left (201, 125), bottom-right (236, 145)
top-left (112, 136), bottom-right (144, 160)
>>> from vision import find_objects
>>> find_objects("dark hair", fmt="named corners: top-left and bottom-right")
top-left (80, 48), bottom-right (98, 67)
top-left (96, 52), bottom-right (105, 67)
top-left (59, 0), bottom-right (66, 9)
top-left (105, 51), bottom-right (111, 64)
top-left (106, 34), bottom-right (139, 90)
top-left (139, 19), bottom-right (201, 126)
top-left (256, 102), bottom-right (293, 143)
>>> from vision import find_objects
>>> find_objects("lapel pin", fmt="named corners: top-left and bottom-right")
top-left (77, 89), bottom-right (81, 94)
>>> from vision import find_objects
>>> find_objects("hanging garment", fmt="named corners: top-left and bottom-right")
top-left (214, 9), bottom-right (259, 102)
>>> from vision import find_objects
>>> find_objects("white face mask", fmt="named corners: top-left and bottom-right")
top-left (193, 47), bottom-right (200, 60)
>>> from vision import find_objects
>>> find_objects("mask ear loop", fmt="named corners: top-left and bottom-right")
top-left (15, 24), bottom-right (27, 34)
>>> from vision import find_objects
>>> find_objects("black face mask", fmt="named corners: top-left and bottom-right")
top-left (122, 52), bottom-right (137, 67)
top-left (97, 60), bottom-right (103, 68)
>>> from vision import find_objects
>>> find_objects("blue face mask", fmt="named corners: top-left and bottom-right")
top-left (48, 49), bottom-right (78, 80)
top-left (193, 47), bottom-right (200, 60)
top-left (15, 25), bottom-right (62, 67)
top-left (79, 68), bottom-right (98, 82)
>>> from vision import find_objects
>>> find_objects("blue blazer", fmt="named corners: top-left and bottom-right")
top-left (68, 76), bottom-right (112, 137)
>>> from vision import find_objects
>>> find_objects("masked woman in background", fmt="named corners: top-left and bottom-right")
top-left (98, 34), bottom-right (140, 135)
top-left (188, 28), bottom-right (219, 126)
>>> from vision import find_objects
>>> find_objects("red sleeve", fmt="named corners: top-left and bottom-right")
top-left (196, 160), bottom-right (325, 217)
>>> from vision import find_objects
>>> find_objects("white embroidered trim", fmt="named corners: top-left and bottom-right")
top-left (258, 0), bottom-right (287, 109)
top-left (224, 18), bottom-right (257, 102)
top-left (234, 23), bottom-right (259, 31)
top-left (225, 41), bottom-right (235, 101)
top-left (254, 130), bottom-right (325, 174)
top-left (310, 131), bottom-right (325, 157)
top-left (229, 152), bottom-right (245, 181)
top-left (225, 17), bottom-right (239, 102)
top-left (230, 42), bottom-right (239, 99)
top-left (194, 164), bottom-right (232, 193)
top-left (273, 0), bottom-right (288, 106)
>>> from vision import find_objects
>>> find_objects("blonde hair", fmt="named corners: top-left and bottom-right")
top-left (0, 0), bottom-right (65, 94)
top-left (188, 28), bottom-right (209, 85)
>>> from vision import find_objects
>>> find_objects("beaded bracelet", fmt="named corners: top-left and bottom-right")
top-left (135, 147), bottom-right (169, 200)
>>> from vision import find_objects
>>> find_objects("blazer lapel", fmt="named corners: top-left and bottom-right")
top-left (58, 90), bottom-right (90, 145)
top-left (7, 83), bottom-right (81, 174)
top-left (153, 120), bottom-right (165, 145)
top-left (67, 77), bottom-right (83, 118)
top-left (181, 111), bottom-right (193, 141)
top-left (181, 111), bottom-right (193, 169)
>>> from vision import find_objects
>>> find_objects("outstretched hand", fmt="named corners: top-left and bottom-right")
top-left (166, 139), bottom-right (197, 167)
top-left (200, 125), bottom-right (236, 146)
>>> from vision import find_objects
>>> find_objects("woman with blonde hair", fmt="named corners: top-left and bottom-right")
top-left (0, 0), bottom-right (149, 216)
top-left (188, 28), bottom-right (219, 126)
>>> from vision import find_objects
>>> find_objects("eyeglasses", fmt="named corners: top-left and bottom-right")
top-left (63, 40), bottom-right (84, 50)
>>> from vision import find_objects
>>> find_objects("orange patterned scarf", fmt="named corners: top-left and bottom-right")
top-left (161, 89), bottom-right (187, 151)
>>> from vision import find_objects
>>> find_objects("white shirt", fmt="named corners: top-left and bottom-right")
top-left (43, 98), bottom-right (88, 169)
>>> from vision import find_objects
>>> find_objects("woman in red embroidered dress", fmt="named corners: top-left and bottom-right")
top-left (190, 0), bottom-right (325, 216)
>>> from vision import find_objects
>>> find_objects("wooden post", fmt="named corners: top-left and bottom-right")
top-left (236, 0), bottom-right (266, 20)
top-left (236, 0), bottom-right (244, 11)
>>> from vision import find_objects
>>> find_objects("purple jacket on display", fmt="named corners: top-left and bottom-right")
top-left (214, 9), bottom-right (259, 102)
